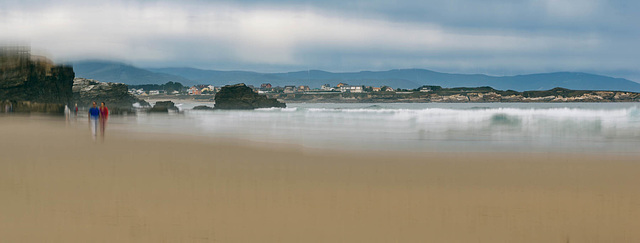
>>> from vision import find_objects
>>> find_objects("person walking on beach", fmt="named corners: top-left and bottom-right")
top-left (64, 105), bottom-right (71, 123)
top-left (74, 103), bottom-right (78, 117)
top-left (88, 102), bottom-right (100, 141)
top-left (99, 102), bottom-right (109, 139)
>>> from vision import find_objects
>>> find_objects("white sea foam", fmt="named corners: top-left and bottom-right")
top-left (127, 103), bottom-right (640, 153)
top-left (255, 107), bottom-right (298, 112)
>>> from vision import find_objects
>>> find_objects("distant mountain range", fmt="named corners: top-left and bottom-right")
top-left (73, 61), bottom-right (192, 85)
top-left (72, 60), bottom-right (640, 92)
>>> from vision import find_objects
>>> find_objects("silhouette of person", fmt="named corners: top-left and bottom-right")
top-left (64, 105), bottom-right (71, 123)
top-left (88, 102), bottom-right (100, 141)
top-left (99, 102), bottom-right (109, 140)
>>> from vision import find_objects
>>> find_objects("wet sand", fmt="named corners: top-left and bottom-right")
top-left (1, 116), bottom-right (639, 242)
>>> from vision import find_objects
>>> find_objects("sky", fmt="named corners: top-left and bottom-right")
top-left (1, 0), bottom-right (639, 81)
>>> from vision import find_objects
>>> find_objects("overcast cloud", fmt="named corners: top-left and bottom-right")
top-left (1, 0), bottom-right (638, 81)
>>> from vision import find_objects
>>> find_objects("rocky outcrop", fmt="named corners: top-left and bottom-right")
top-left (193, 105), bottom-right (214, 110)
top-left (0, 50), bottom-right (74, 113)
top-left (267, 87), bottom-right (640, 103)
top-left (214, 83), bottom-right (286, 109)
top-left (150, 101), bottom-right (178, 112)
top-left (72, 78), bottom-right (148, 113)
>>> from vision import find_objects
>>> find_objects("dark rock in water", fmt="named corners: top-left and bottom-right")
top-left (150, 101), bottom-right (178, 112)
top-left (72, 78), bottom-right (148, 114)
top-left (0, 51), bottom-right (74, 113)
top-left (214, 83), bottom-right (285, 109)
top-left (193, 105), bottom-right (214, 110)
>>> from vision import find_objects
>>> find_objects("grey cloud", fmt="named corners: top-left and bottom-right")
top-left (1, 0), bottom-right (638, 82)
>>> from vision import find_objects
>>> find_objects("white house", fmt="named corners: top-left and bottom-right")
top-left (340, 85), bottom-right (364, 93)
top-left (283, 85), bottom-right (297, 93)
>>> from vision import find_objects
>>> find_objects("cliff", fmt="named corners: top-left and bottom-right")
top-left (0, 51), bottom-right (74, 113)
top-left (214, 83), bottom-right (286, 109)
top-left (72, 78), bottom-right (148, 113)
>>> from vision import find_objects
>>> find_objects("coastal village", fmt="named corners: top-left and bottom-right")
top-left (129, 82), bottom-right (397, 96)
top-left (128, 81), bottom-right (640, 103)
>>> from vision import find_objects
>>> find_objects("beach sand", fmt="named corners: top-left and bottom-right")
top-left (1, 116), bottom-right (639, 242)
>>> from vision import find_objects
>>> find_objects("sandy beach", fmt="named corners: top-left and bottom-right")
top-left (1, 115), bottom-right (639, 242)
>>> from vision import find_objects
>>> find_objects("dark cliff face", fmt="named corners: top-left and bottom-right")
top-left (214, 83), bottom-right (286, 109)
top-left (0, 56), bottom-right (74, 112)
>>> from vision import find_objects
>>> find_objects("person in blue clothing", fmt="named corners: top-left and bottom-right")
top-left (88, 102), bottom-right (100, 141)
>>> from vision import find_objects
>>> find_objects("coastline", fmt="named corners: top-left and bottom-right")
top-left (1, 116), bottom-right (639, 242)
top-left (126, 102), bottom-right (640, 155)
top-left (142, 95), bottom-right (640, 104)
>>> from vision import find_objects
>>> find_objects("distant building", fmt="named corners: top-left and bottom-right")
top-left (200, 85), bottom-right (215, 94)
top-left (298, 85), bottom-right (310, 92)
top-left (149, 90), bottom-right (160, 95)
top-left (384, 86), bottom-right (394, 92)
top-left (372, 87), bottom-right (381, 92)
top-left (419, 87), bottom-right (432, 92)
top-left (129, 89), bottom-right (145, 95)
top-left (340, 85), bottom-right (364, 93)
top-left (321, 84), bottom-right (332, 91)
top-left (336, 83), bottom-right (348, 88)
top-left (188, 86), bottom-right (201, 95)
top-left (261, 83), bottom-right (272, 89)
top-left (283, 85), bottom-right (297, 93)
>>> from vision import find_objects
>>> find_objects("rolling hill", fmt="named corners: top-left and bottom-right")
top-left (73, 61), bottom-right (640, 92)
top-left (72, 61), bottom-right (192, 85)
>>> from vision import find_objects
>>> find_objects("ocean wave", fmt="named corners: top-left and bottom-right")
top-left (255, 107), bottom-right (298, 112)
top-left (137, 103), bottom-right (640, 152)
top-left (300, 107), bottom-right (634, 118)
top-left (490, 113), bottom-right (521, 126)
top-left (292, 107), bottom-right (640, 137)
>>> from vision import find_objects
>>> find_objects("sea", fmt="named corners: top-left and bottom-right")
top-left (111, 102), bottom-right (640, 154)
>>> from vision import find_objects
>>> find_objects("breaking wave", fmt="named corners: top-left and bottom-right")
top-left (137, 103), bottom-right (640, 152)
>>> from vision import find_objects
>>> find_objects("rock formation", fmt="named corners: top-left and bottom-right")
top-left (267, 86), bottom-right (640, 103)
top-left (214, 83), bottom-right (286, 109)
top-left (72, 78), bottom-right (148, 113)
top-left (193, 105), bottom-right (214, 110)
top-left (1, 48), bottom-right (74, 113)
top-left (150, 101), bottom-right (178, 112)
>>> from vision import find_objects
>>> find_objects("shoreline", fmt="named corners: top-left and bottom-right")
top-left (1, 116), bottom-right (639, 242)
top-left (142, 95), bottom-right (640, 104)
top-left (6, 110), bottom-right (640, 156)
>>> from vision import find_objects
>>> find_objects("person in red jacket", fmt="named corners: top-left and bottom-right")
top-left (99, 102), bottom-right (109, 140)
